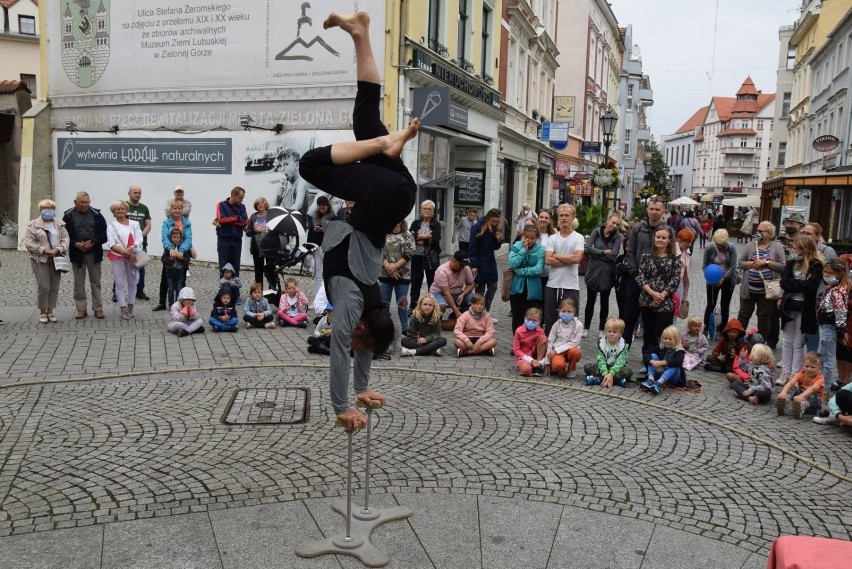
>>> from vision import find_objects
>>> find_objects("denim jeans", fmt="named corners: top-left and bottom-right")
top-left (379, 280), bottom-right (410, 332)
top-left (819, 324), bottom-right (838, 386)
top-left (646, 353), bottom-right (683, 386)
top-left (165, 269), bottom-right (185, 307)
top-left (217, 237), bottom-right (243, 276)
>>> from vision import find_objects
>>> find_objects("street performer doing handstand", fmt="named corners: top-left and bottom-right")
top-left (299, 12), bottom-right (420, 430)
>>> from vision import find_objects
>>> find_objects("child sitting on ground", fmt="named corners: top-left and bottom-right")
top-left (243, 282), bottom-right (276, 329)
top-left (813, 382), bottom-right (852, 426)
top-left (704, 318), bottom-right (747, 373)
top-left (513, 307), bottom-right (548, 376)
top-left (682, 316), bottom-right (710, 360)
top-left (545, 297), bottom-right (583, 378)
top-left (166, 287), bottom-right (204, 337)
top-left (731, 343), bottom-right (775, 405)
top-left (584, 317), bottom-right (632, 388)
top-left (209, 288), bottom-right (239, 332)
top-left (401, 293), bottom-right (447, 357)
top-left (218, 263), bottom-right (242, 305)
top-left (277, 277), bottom-right (310, 328)
top-left (777, 351), bottom-right (825, 419)
top-left (727, 329), bottom-right (765, 383)
top-left (162, 228), bottom-right (189, 307)
top-left (307, 303), bottom-right (333, 355)
top-left (453, 293), bottom-right (496, 357)
top-left (640, 325), bottom-right (686, 394)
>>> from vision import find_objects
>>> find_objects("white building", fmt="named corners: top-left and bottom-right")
top-left (661, 106), bottom-right (706, 198)
top-left (769, 25), bottom-right (795, 178)
top-left (692, 78), bottom-right (775, 203)
top-left (617, 24), bottom-right (653, 208)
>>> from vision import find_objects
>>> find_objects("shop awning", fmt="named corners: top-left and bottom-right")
top-left (722, 196), bottom-right (761, 208)
top-left (419, 171), bottom-right (483, 188)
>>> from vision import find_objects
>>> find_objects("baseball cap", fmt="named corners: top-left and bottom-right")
top-left (453, 251), bottom-right (469, 265)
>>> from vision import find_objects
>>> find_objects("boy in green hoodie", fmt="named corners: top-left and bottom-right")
top-left (584, 317), bottom-right (632, 388)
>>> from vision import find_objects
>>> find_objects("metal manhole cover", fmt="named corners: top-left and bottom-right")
top-left (222, 388), bottom-right (311, 425)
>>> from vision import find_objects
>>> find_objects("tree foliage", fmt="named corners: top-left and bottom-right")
top-left (638, 139), bottom-right (670, 201)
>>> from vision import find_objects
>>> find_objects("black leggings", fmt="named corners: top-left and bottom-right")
top-left (299, 81), bottom-right (416, 238)
top-left (585, 287), bottom-right (612, 331)
top-left (704, 284), bottom-right (734, 333)
top-left (409, 255), bottom-right (435, 308)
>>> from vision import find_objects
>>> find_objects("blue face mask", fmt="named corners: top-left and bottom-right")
top-left (524, 319), bottom-right (538, 330)
top-left (41, 209), bottom-right (56, 220)
top-left (559, 312), bottom-right (574, 323)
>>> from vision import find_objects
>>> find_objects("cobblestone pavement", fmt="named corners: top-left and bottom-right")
top-left (0, 245), bottom-right (850, 568)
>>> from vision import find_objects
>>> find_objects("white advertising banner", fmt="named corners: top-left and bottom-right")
top-left (53, 130), bottom-right (356, 264)
top-left (48, 0), bottom-right (385, 96)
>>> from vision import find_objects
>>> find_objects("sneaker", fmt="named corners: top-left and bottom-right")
top-left (792, 400), bottom-right (808, 420)
top-left (532, 368), bottom-right (543, 377)
top-left (136, 293), bottom-right (150, 301)
top-left (400, 347), bottom-right (414, 357)
top-left (639, 378), bottom-right (654, 391)
top-left (176, 329), bottom-right (188, 337)
top-left (650, 381), bottom-right (663, 395)
top-left (488, 348), bottom-right (495, 356)
top-left (38, 314), bottom-right (48, 323)
top-left (264, 322), bottom-right (276, 329)
top-left (566, 370), bottom-right (577, 379)
top-left (581, 329), bottom-right (589, 338)
top-left (152, 304), bottom-right (167, 312)
top-left (298, 321), bottom-right (308, 328)
top-left (244, 321), bottom-right (251, 329)
top-left (703, 363), bottom-right (723, 373)
top-left (776, 397), bottom-right (786, 416)
top-left (617, 378), bottom-right (627, 388)
top-left (829, 381), bottom-right (843, 392)
top-left (229, 325), bottom-right (238, 332)
top-left (813, 410), bottom-right (839, 425)
top-left (492, 318), bottom-right (498, 324)
top-left (775, 372), bottom-right (789, 386)
top-left (585, 375), bottom-right (601, 386)
top-left (212, 327), bottom-right (221, 333)
top-left (456, 348), bottom-right (463, 357)
top-left (435, 348), bottom-right (443, 357)
top-left (47, 314), bottom-right (57, 323)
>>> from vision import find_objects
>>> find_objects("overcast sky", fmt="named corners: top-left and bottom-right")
top-left (607, 0), bottom-right (803, 140)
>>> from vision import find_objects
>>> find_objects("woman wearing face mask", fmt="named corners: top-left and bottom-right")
top-left (778, 236), bottom-right (824, 384)
top-left (737, 221), bottom-right (786, 339)
top-left (24, 199), bottom-right (71, 323)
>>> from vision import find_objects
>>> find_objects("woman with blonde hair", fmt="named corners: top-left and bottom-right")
top-left (702, 228), bottom-right (739, 336)
top-left (106, 200), bottom-right (144, 320)
top-left (23, 199), bottom-right (71, 323)
top-left (778, 235), bottom-right (824, 383)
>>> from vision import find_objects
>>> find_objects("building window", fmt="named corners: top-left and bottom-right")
top-left (778, 142), bottom-right (787, 168)
top-left (428, 0), bottom-right (442, 48)
top-left (627, 85), bottom-right (633, 107)
top-left (457, 0), bottom-right (469, 62)
top-left (480, 6), bottom-right (492, 80)
top-left (20, 74), bottom-right (37, 98)
top-left (755, 138), bottom-right (762, 148)
top-left (781, 92), bottom-right (791, 117)
top-left (757, 120), bottom-right (764, 130)
top-left (18, 15), bottom-right (36, 35)
top-left (786, 45), bottom-right (796, 70)
top-left (740, 138), bottom-right (747, 148)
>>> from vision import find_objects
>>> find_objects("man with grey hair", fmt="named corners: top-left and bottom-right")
top-left (62, 192), bottom-right (108, 319)
top-left (165, 186), bottom-right (192, 217)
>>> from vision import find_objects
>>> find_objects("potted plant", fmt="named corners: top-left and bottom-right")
top-left (0, 212), bottom-right (18, 249)
top-left (531, 109), bottom-right (539, 120)
top-left (574, 203), bottom-right (603, 275)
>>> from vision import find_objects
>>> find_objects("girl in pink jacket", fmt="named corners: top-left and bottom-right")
top-left (453, 294), bottom-right (497, 356)
top-left (513, 307), bottom-right (547, 376)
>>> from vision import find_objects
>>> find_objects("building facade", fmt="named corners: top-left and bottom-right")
top-left (661, 106), bottom-right (706, 199)
top-left (552, 0), bottom-right (624, 206)
top-left (617, 24), bottom-right (653, 208)
top-left (770, 25), bottom-right (795, 178)
top-left (692, 78), bottom-right (775, 204)
top-left (0, 0), bottom-right (39, 97)
top-left (497, 0), bottom-right (558, 219)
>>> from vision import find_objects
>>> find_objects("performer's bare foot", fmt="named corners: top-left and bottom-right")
top-left (337, 407), bottom-right (368, 431)
top-left (356, 390), bottom-right (387, 409)
top-left (382, 118), bottom-right (421, 160)
top-left (323, 11), bottom-right (370, 34)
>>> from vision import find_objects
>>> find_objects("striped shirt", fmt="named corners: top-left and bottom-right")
top-left (747, 246), bottom-right (773, 292)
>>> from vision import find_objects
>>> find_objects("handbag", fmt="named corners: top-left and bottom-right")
top-left (756, 242), bottom-right (782, 299)
top-left (501, 268), bottom-right (515, 302)
top-left (682, 352), bottom-right (703, 371)
top-left (679, 299), bottom-right (690, 320)
top-left (134, 250), bottom-right (151, 268)
top-left (52, 254), bottom-right (70, 273)
top-left (424, 247), bottom-right (441, 271)
top-left (672, 291), bottom-right (681, 318)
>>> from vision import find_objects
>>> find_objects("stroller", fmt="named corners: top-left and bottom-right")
top-left (260, 207), bottom-right (317, 308)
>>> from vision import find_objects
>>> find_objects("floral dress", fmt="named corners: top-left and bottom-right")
top-left (637, 253), bottom-right (680, 312)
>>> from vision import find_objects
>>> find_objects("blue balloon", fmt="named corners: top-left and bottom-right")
top-left (704, 263), bottom-right (724, 285)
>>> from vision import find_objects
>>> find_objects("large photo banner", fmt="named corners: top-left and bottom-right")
top-left (47, 0), bottom-right (385, 96)
top-left (54, 130), bottom-right (357, 264)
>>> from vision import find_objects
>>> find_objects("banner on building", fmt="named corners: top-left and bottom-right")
top-left (48, 0), bottom-right (385, 96)
top-left (553, 96), bottom-right (574, 126)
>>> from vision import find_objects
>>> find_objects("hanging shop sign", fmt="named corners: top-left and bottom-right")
top-left (812, 135), bottom-right (840, 153)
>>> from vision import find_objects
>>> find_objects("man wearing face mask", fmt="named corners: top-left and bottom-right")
top-left (515, 203), bottom-right (535, 241)
top-left (766, 211), bottom-right (805, 348)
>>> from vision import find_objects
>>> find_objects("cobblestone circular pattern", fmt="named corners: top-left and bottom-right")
top-left (1, 368), bottom-right (850, 556)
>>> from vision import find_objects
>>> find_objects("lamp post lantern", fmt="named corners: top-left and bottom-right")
top-left (599, 108), bottom-right (618, 210)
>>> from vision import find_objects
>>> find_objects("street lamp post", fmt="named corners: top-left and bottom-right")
top-left (599, 108), bottom-right (618, 210)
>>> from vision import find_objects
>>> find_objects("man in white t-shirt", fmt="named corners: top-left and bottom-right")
top-left (544, 204), bottom-right (586, 333)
